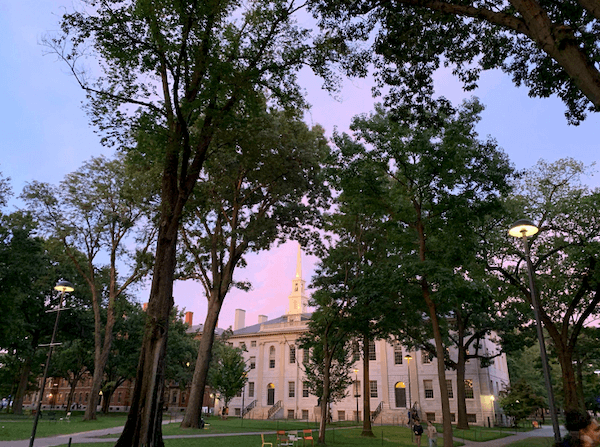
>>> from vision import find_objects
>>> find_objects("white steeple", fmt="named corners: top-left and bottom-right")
top-left (288, 243), bottom-right (308, 317)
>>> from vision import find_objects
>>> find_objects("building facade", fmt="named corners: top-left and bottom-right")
top-left (225, 247), bottom-right (510, 426)
top-left (24, 247), bottom-right (510, 426)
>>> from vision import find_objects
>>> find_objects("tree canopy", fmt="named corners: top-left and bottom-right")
top-left (309, 0), bottom-right (600, 123)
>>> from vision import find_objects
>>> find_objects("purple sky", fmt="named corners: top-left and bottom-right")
top-left (1, 1), bottom-right (598, 330)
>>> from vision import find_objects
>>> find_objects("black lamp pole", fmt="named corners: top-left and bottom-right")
top-left (29, 281), bottom-right (73, 447)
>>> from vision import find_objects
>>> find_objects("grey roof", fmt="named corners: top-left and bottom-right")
top-left (232, 313), bottom-right (313, 336)
top-left (186, 324), bottom-right (226, 336)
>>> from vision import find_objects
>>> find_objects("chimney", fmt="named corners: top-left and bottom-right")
top-left (234, 309), bottom-right (246, 331)
top-left (185, 311), bottom-right (193, 326)
top-left (143, 302), bottom-right (148, 311)
top-left (258, 315), bottom-right (268, 324)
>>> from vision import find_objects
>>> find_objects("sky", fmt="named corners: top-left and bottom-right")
top-left (1, 1), bottom-right (599, 330)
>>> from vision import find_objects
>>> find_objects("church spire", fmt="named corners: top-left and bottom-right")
top-left (296, 243), bottom-right (302, 279)
top-left (288, 243), bottom-right (308, 317)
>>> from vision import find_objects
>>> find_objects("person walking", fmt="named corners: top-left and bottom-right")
top-left (427, 420), bottom-right (438, 447)
top-left (413, 418), bottom-right (424, 447)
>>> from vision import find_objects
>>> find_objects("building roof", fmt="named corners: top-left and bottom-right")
top-left (232, 313), bottom-right (313, 336)
top-left (187, 324), bottom-right (226, 336)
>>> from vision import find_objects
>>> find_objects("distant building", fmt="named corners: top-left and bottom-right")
top-left (24, 246), bottom-right (510, 426)
top-left (225, 246), bottom-right (510, 426)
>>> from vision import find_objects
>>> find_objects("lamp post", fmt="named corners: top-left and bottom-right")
top-left (241, 372), bottom-right (247, 427)
top-left (509, 219), bottom-right (561, 443)
top-left (30, 280), bottom-right (74, 447)
top-left (404, 354), bottom-right (413, 427)
top-left (354, 368), bottom-right (360, 423)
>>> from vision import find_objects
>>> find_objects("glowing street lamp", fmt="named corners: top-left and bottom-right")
top-left (30, 280), bottom-right (74, 447)
top-left (509, 219), bottom-right (560, 442)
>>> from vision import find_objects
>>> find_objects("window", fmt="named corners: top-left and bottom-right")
top-left (251, 340), bottom-right (256, 347)
top-left (394, 343), bottom-right (403, 364)
top-left (240, 342), bottom-right (246, 350)
top-left (288, 409), bottom-right (295, 419)
top-left (464, 380), bottom-right (474, 399)
top-left (446, 380), bottom-right (453, 399)
top-left (353, 341), bottom-right (360, 362)
top-left (421, 351), bottom-right (431, 364)
top-left (182, 392), bottom-right (186, 404)
top-left (236, 389), bottom-right (242, 397)
top-left (369, 340), bottom-right (376, 360)
top-left (249, 382), bottom-right (255, 398)
top-left (289, 382), bottom-right (295, 398)
top-left (426, 412), bottom-right (436, 422)
top-left (235, 408), bottom-right (241, 416)
top-left (338, 410), bottom-right (346, 421)
top-left (303, 382), bottom-right (309, 398)
top-left (118, 392), bottom-right (122, 403)
top-left (369, 381), bottom-right (378, 398)
top-left (172, 392), bottom-right (178, 404)
top-left (302, 410), bottom-right (309, 420)
top-left (467, 413), bottom-right (477, 423)
top-left (424, 380), bottom-right (434, 399)
top-left (85, 393), bottom-right (88, 403)
top-left (303, 348), bottom-right (310, 365)
top-left (269, 346), bottom-right (276, 369)
top-left (450, 413), bottom-right (456, 423)
top-left (250, 356), bottom-right (256, 369)
top-left (290, 346), bottom-right (296, 363)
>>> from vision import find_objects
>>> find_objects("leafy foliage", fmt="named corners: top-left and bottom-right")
top-left (499, 379), bottom-right (547, 425)
top-left (207, 334), bottom-right (248, 410)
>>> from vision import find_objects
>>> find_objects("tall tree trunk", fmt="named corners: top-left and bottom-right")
top-left (318, 350), bottom-right (333, 444)
top-left (416, 218), bottom-right (453, 447)
top-left (13, 356), bottom-right (32, 415)
top-left (181, 295), bottom-right (224, 428)
top-left (455, 313), bottom-right (469, 430)
top-left (361, 334), bottom-right (374, 437)
top-left (84, 270), bottom-right (118, 420)
top-left (557, 348), bottom-right (579, 412)
top-left (115, 217), bottom-right (178, 447)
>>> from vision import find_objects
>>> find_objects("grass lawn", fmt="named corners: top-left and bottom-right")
top-left (505, 437), bottom-right (555, 447)
top-left (54, 425), bottom-right (468, 447)
top-left (0, 411), bottom-right (127, 441)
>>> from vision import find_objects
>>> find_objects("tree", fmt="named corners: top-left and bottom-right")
top-left (206, 336), bottom-right (248, 415)
top-left (22, 154), bottom-right (156, 420)
top-left (0, 211), bottom-right (89, 414)
top-left (333, 98), bottom-right (513, 446)
top-left (322, 125), bottom-right (407, 437)
top-left (309, 0), bottom-right (600, 123)
top-left (48, 1), bottom-right (340, 443)
top-left (499, 379), bottom-right (547, 426)
top-left (179, 104), bottom-right (329, 428)
top-left (483, 158), bottom-right (600, 413)
top-left (299, 289), bottom-right (353, 444)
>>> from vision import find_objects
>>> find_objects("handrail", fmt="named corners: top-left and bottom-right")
top-left (243, 399), bottom-right (257, 416)
top-left (371, 401), bottom-right (384, 421)
top-left (268, 400), bottom-right (283, 419)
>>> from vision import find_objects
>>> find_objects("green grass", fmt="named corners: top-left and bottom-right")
top-left (53, 425), bottom-right (467, 447)
top-left (0, 411), bottom-right (127, 441)
top-left (505, 437), bottom-right (555, 447)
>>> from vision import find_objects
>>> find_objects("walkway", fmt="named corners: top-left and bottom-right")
top-left (454, 425), bottom-right (564, 447)
top-left (0, 422), bottom-right (564, 447)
